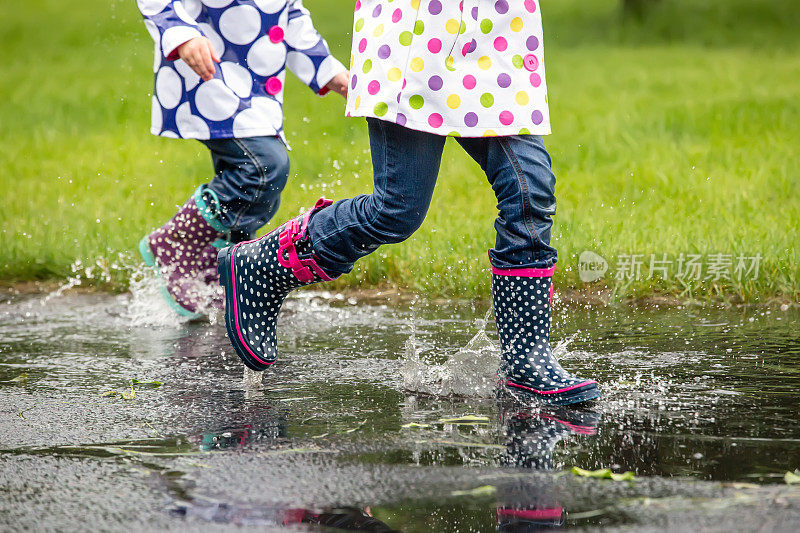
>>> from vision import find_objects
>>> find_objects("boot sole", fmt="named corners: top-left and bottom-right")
top-left (217, 245), bottom-right (274, 371)
top-left (138, 236), bottom-right (203, 320)
top-left (503, 380), bottom-right (602, 407)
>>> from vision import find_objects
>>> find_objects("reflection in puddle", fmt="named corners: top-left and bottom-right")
top-left (2, 291), bottom-right (800, 530)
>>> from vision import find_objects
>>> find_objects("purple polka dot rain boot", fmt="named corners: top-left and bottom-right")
top-left (139, 186), bottom-right (228, 319)
top-left (493, 266), bottom-right (601, 406)
top-left (217, 198), bottom-right (337, 370)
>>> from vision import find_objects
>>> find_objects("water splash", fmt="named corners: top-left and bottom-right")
top-left (242, 366), bottom-right (264, 390)
top-left (126, 262), bottom-right (193, 327)
top-left (401, 311), bottom-right (577, 399)
top-left (402, 310), bottom-right (501, 398)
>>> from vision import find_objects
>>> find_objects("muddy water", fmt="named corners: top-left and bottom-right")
top-left (1, 288), bottom-right (799, 531)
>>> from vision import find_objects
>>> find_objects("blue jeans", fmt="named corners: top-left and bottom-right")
top-left (309, 118), bottom-right (558, 275)
top-left (200, 136), bottom-right (290, 237)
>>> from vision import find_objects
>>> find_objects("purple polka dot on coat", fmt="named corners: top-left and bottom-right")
top-left (351, 74), bottom-right (358, 89)
top-left (526, 35), bottom-right (539, 51)
top-left (397, 113), bottom-right (407, 126)
top-left (495, 0), bottom-right (509, 14)
top-left (532, 110), bottom-right (544, 125)
top-left (378, 45), bottom-right (391, 59)
top-left (497, 73), bottom-right (511, 88)
top-left (429, 1), bottom-right (442, 15)
top-left (464, 112), bottom-right (479, 127)
top-left (471, 6), bottom-right (479, 20)
top-left (428, 75), bottom-right (443, 91)
top-left (372, 4), bottom-right (382, 17)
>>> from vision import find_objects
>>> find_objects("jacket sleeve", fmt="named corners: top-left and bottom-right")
top-left (283, 0), bottom-right (347, 95)
top-left (137, 1), bottom-right (203, 61)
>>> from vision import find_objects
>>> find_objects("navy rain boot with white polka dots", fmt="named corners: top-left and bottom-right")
top-left (217, 198), bottom-right (337, 371)
top-left (493, 267), bottom-right (601, 406)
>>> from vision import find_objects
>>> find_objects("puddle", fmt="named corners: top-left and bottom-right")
top-left (1, 289), bottom-right (799, 531)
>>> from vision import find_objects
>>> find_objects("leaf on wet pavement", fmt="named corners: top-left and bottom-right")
top-left (785, 470), bottom-right (800, 484)
top-left (572, 466), bottom-right (635, 481)
top-left (401, 422), bottom-right (431, 429)
top-left (451, 485), bottom-right (497, 497)
top-left (100, 390), bottom-right (117, 397)
top-left (437, 415), bottom-right (490, 425)
top-left (9, 373), bottom-right (28, 383)
top-left (121, 380), bottom-right (136, 400)
top-left (132, 379), bottom-right (162, 388)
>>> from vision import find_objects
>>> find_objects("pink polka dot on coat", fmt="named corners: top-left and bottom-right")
top-left (358, 38), bottom-right (367, 53)
top-left (529, 73), bottom-right (542, 87)
top-left (428, 113), bottom-right (443, 128)
top-left (265, 77), bottom-right (282, 95)
top-left (368, 80), bottom-right (381, 95)
top-left (463, 75), bottom-right (476, 89)
top-left (428, 38), bottom-right (442, 53)
top-left (499, 111), bottom-right (514, 125)
top-left (524, 0), bottom-right (537, 12)
top-left (268, 26), bottom-right (284, 43)
top-left (494, 37), bottom-right (507, 51)
top-left (392, 9), bottom-right (403, 23)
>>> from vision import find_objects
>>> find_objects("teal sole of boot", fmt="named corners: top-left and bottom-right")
top-left (216, 245), bottom-right (273, 371)
top-left (138, 236), bottom-right (203, 320)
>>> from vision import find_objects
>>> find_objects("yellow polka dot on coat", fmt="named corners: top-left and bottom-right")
top-left (410, 0), bottom-right (420, 9)
top-left (354, 95), bottom-right (361, 110)
top-left (516, 91), bottom-right (529, 105)
top-left (387, 67), bottom-right (401, 81)
top-left (410, 57), bottom-right (424, 72)
top-left (446, 94), bottom-right (461, 109)
top-left (510, 17), bottom-right (524, 32)
top-left (373, 24), bottom-right (384, 37)
top-left (446, 19), bottom-right (460, 34)
top-left (478, 56), bottom-right (492, 70)
top-left (483, 130), bottom-right (497, 137)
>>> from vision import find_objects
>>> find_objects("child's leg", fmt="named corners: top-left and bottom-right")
top-left (217, 119), bottom-right (447, 369)
top-left (454, 134), bottom-right (557, 269)
top-left (200, 136), bottom-right (290, 238)
top-left (456, 135), bottom-right (600, 406)
top-left (308, 118), bottom-right (447, 276)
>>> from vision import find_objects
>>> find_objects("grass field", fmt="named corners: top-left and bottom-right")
top-left (1, 0), bottom-right (798, 302)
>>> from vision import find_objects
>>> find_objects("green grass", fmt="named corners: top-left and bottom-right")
top-left (1, 0), bottom-right (799, 302)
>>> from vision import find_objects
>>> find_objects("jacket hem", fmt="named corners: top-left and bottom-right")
top-left (345, 111), bottom-right (551, 137)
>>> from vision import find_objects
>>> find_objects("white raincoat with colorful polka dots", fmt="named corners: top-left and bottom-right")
top-left (137, 0), bottom-right (346, 141)
top-left (346, 0), bottom-right (549, 137)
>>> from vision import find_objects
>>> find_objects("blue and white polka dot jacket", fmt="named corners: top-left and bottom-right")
top-left (137, 0), bottom-right (346, 141)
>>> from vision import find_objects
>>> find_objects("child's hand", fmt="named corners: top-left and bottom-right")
top-left (176, 37), bottom-right (221, 82)
top-left (325, 71), bottom-right (350, 98)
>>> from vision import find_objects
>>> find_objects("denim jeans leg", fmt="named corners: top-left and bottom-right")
top-left (456, 134), bottom-right (558, 269)
top-left (309, 118), bottom-right (447, 275)
top-left (199, 136), bottom-right (290, 236)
